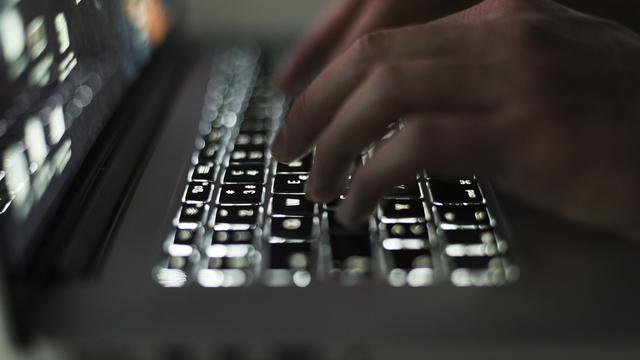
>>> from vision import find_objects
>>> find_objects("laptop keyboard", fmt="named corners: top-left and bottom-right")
top-left (153, 47), bottom-right (519, 288)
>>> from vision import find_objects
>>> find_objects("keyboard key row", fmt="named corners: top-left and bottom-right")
top-left (275, 154), bottom-right (313, 173)
top-left (219, 184), bottom-right (263, 205)
top-left (158, 53), bottom-right (517, 288)
top-left (223, 165), bottom-right (265, 184)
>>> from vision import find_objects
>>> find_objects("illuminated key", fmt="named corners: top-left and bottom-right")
top-left (428, 178), bottom-right (484, 205)
top-left (271, 194), bottom-right (314, 215)
top-left (270, 216), bottom-right (312, 240)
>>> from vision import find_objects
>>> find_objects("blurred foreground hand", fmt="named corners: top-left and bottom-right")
top-left (272, 0), bottom-right (640, 240)
top-left (274, 0), bottom-right (479, 92)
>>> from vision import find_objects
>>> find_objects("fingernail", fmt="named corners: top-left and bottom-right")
top-left (305, 176), bottom-right (338, 204)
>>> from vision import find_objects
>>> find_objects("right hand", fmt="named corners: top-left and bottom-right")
top-left (271, 0), bottom-right (640, 240)
top-left (274, 0), bottom-right (479, 93)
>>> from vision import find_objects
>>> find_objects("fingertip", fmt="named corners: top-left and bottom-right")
top-left (270, 146), bottom-right (295, 165)
top-left (304, 178), bottom-right (340, 204)
top-left (335, 201), bottom-right (368, 227)
top-left (270, 128), bottom-right (291, 163)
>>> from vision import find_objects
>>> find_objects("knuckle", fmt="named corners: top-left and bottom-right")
top-left (350, 30), bottom-right (391, 63)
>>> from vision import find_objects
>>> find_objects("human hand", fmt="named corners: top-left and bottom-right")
top-left (270, 0), bottom-right (640, 239)
top-left (274, 0), bottom-right (479, 92)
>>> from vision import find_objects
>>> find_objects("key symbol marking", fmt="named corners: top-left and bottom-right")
top-left (184, 207), bottom-right (199, 216)
top-left (285, 198), bottom-right (301, 207)
top-left (237, 135), bottom-right (250, 145)
top-left (444, 212), bottom-right (456, 222)
top-left (395, 203), bottom-right (410, 211)
top-left (249, 151), bottom-right (263, 159)
top-left (283, 218), bottom-right (302, 230)
top-left (238, 209), bottom-right (254, 217)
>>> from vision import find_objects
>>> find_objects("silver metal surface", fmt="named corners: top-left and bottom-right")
top-left (32, 49), bottom-right (640, 359)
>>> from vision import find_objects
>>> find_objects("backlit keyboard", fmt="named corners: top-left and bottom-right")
top-left (153, 48), bottom-right (519, 288)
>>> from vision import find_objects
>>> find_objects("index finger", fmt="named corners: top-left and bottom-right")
top-left (271, 19), bottom-right (474, 163)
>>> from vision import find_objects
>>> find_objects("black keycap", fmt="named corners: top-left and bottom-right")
top-left (276, 155), bottom-right (313, 173)
top-left (191, 163), bottom-right (217, 182)
top-left (269, 242), bottom-right (312, 269)
top-left (167, 256), bottom-right (189, 270)
top-left (211, 230), bottom-right (254, 244)
top-left (218, 184), bottom-right (263, 205)
top-left (435, 205), bottom-right (491, 227)
top-left (327, 211), bottom-right (369, 234)
top-left (203, 127), bottom-right (226, 144)
top-left (229, 146), bottom-right (266, 165)
top-left (428, 178), bottom-right (484, 205)
top-left (449, 256), bottom-right (495, 270)
top-left (214, 206), bottom-right (259, 226)
top-left (223, 165), bottom-right (265, 184)
top-left (183, 182), bottom-right (213, 203)
top-left (198, 145), bottom-right (220, 164)
top-left (443, 229), bottom-right (496, 246)
top-left (271, 216), bottom-right (313, 240)
top-left (241, 118), bottom-right (269, 132)
top-left (329, 234), bottom-right (371, 269)
top-left (380, 199), bottom-right (426, 222)
top-left (174, 229), bottom-right (198, 245)
top-left (246, 106), bottom-right (272, 120)
top-left (386, 223), bottom-right (428, 239)
top-left (273, 174), bottom-right (309, 194)
top-left (178, 204), bottom-right (208, 227)
top-left (207, 256), bottom-right (252, 270)
top-left (271, 194), bottom-right (315, 216)
top-left (388, 249), bottom-right (432, 270)
top-left (234, 131), bottom-right (268, 147)
top-left (384, 182), bottom-right (422, 199)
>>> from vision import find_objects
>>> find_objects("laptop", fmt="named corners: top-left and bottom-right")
top-left (1, 0), bottom-right (640, 359)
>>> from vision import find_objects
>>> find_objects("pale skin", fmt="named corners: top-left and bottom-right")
top-left (270, 0), bottom-right (640, 240)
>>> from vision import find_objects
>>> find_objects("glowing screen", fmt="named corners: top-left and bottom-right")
top-left (0, 0), bottom-right (174, 265)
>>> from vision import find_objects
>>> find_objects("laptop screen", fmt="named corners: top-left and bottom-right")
top-left (0, 0), bottom-right (174, 267)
